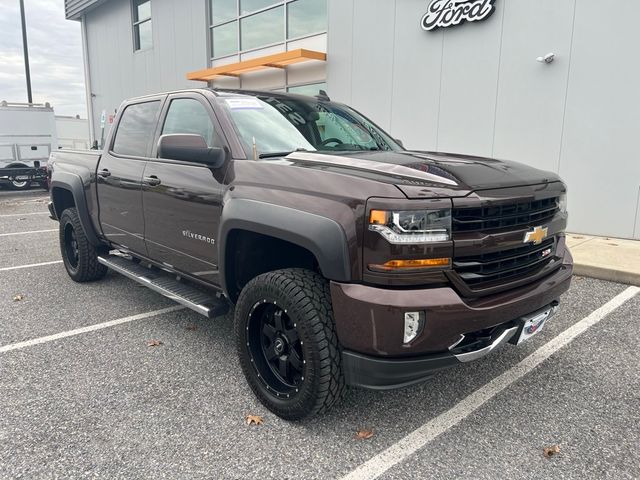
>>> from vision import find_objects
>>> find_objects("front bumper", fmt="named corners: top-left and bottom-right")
top-left (331, 241), bottom-right (573, 389)
top-left (342, 302), bottom-right (558, 389)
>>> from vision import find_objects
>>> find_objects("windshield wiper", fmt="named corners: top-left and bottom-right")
top-left (258, 148), bottom-right (308, 159)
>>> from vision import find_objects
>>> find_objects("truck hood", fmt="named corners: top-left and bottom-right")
top-left (286, 150), bottom-right (561, 198)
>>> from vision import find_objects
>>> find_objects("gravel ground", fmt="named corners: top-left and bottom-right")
top-left (0, 190), bottom-right (638, 479)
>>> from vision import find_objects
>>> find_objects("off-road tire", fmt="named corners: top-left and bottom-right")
top-left (235, 269), bottom-right (346, 420)
top-left (59, 207), bottom-right (108, 282)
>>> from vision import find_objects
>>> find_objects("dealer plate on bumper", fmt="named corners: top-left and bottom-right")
top-left (513, 304), bottom-right (557, 345)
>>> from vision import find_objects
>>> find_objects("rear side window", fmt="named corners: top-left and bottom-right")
top-left (161, 98), bottom-right (216, 147)
top-left (112, 101), bottom-right (161, 156)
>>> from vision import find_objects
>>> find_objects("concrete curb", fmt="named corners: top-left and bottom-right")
top-left (573, 264), bottom-right (640, 287)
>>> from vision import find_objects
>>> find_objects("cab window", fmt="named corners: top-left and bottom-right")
top-left (161, 98), bottom-right (217, 147)
top-left (112, 100), bottom-right (161, 157)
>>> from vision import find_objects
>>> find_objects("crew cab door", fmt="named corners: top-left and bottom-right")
top-left (97, 99), bottom-right (163, 255)
top-left (142, 93), bottom-right (228, 285)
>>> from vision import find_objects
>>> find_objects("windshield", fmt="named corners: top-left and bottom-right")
top-left (220, 97), bottom-right (315, 157)
top-left (221, 94), bottom-right (403, 157)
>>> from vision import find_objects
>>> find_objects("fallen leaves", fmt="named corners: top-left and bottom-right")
top-left (12, 294), bottom-right (25, 302)
top-left (185, 325), bottom-right (198, 331)
top-left (147, 339), bottom-right (163, 347)
top-left (245, 415), bottom-right (264, 426)
top-left (543, 445), bottom-right (561, 458)
top-left (355, 429), bottom-right (374, 440)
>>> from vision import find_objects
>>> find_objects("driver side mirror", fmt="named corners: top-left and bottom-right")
top-left (157, 134), bottom-right (227, 168)
top-left (395, 138), bottom-right (404, 148)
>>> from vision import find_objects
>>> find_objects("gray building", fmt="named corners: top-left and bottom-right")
top-left (66, 0), bottom-right (640, 239)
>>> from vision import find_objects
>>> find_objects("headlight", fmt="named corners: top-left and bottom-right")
top-left (558, 193), bottom-right (567, 214)
top-left (369, 208), bottom-right (451, 244)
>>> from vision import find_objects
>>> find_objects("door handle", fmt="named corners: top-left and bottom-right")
top-left (97, 168), bottom-right (111, 178)
top-left (144, 175), bottom-right (161, 187)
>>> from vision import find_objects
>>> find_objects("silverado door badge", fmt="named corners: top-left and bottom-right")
top-left (524, 226), bottom-right (548, 245)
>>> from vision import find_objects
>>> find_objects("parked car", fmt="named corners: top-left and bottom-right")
top-left (48, 89), bottom-right (573, 420)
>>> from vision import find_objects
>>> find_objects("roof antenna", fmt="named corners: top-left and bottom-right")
top-left (315, 89), bottom-right (330, 101)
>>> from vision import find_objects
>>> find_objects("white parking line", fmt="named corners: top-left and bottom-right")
top-left (0, 305), bottom-right (186, 354)
top-left (341, 286), bottom-right (640, 480)
top-left (0, 211), bottom-right (49, 217)
top-left (0, 229), bottom-right (57, 237)
top-left (0, 260), bottom-right (63, 272)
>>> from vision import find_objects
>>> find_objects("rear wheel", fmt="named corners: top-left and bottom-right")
top-left (235, 269), bottom-right (346, 420)
top-left (59, 207), bottom-right (108, 282)
top-left (9, 178), bottom-right (31, 190)
top-left (6, 164), bottom-right (31, 190)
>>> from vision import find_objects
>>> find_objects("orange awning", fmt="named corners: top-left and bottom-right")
top-left (186, 49), bottom-right (326, 81)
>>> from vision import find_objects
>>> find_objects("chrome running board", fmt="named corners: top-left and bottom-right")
top-left (97, 255), bottom-right (228, 319)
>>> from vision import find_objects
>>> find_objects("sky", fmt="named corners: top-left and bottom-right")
top-left (0, 0), bottom-right (86, 117)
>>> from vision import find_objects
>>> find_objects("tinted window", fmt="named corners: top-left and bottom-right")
top-left (161, 98), bottom-right (217, 147)
top-left (257, 96), bottom-right (401, 152)
top-left (220, 97), bottom-right (313, 156)
top-left (112, 101), bottom-right (161, 156)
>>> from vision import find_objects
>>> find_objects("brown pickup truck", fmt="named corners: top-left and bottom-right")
top-left (48, 88), bottom-right (573, 420)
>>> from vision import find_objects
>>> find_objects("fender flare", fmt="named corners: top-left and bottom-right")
top-left (51, 173), bottom-right (102, 247)
top-left (218, 198), bottom-right (352, 295)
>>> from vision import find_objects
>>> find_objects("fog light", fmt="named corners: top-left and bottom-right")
top-left (404, 311), bottom-right (425, 344)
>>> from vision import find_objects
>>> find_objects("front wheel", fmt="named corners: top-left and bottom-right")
top-left (59, 207), bottom-right (108, 282)
top-left (234, 269), bottom-right (346, 420)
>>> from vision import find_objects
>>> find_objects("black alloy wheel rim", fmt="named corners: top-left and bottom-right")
top-left (246, 301), bottom-right (305, 397)
top-left (64, 223), bottom-right (79, 269)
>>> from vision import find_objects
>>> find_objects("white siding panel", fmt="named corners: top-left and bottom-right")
top-left (390, 0), bottom-right (443, 150)
top-left (326, 0), bottom-right (354, 104)
top-left (84, 0), bottom-right (208, 141)
top-left (436, 4), bottom-right (504, 156)
top-left (559, 0), bottom-right (640, 238)
top-left (492, 0), bottom-right (574, 172)
top-left (349, 0), bottom-right (396, 131)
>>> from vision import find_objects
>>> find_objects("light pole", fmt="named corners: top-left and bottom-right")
top-left (19, 0), bottom-right (33, 104)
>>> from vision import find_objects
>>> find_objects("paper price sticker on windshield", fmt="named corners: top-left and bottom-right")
top-left (225, 98), bottom-right (263, 109)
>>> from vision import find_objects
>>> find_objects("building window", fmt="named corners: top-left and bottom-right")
top-left (133, 0), bottom-right (152, 51)
top-left (241, 5), bottom-right (284, 51)
top-left (287, 82), bottom-right (327, 97)
top-left (209, 0), bottom-right (327, 60)
top-left (287, 0), bottom-right (327, 39)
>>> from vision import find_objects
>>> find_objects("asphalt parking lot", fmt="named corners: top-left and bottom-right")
top-left (1, 188), bottom-right (638, 480)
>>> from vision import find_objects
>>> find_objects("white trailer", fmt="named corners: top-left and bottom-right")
top-left (55, 115), bottom-right (90, 150)
top-left (0, 101), bottom-right (58, 190)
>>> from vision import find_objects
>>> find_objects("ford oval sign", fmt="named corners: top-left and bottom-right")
top-left (421, 0), bottom-right (497, 31)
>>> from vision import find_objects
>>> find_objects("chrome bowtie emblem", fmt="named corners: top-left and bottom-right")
top-left (524, 226), bottom-right (548, 245)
